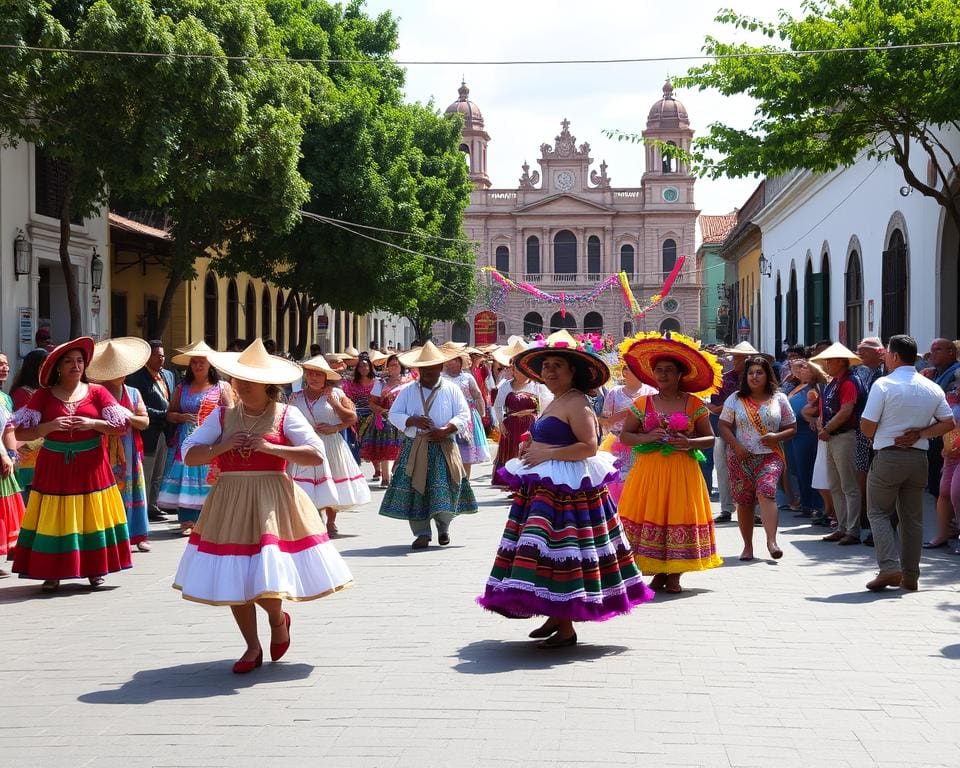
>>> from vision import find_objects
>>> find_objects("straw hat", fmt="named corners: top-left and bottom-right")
top-left (369, 350), bottom-right (389, 367)
top-left (439, 341), bottom-right (467, 351)
top-left (513, 330), bottom-right (610, 390)
top-left (809, 342), bottom-right (862, 366)
top-left (398, 340), bottom-right (460, 368)
top-left (477, 343), bottom-right (499, 354)
top-left (492, 336), bottom-right (529, 367)
top-left (171, 340), bottom-right (216, 366)
top-left (208, 338), bottom-right (303, 385)
top-left (621, 331), bottom-right (722, 397)
top-left (723, 341), bottom-right (760, 356)
top-left (343, 346), bottom-right (361, 358)
top-left (301, 354), bottom-right (342, 381)
top-left (39, 336), bottom-right (95, 388)
top-left (86, 337), bottom-right (152, 382)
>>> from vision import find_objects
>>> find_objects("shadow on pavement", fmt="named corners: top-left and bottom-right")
top-left (805, 590), bottom-right (904, 604)
top-left (453, 639), bottom-right (627, 674)
top-left (77, 661), bottom-right (314, 703)
top-left (339, 543), bottom-right (463, 557)
top-left (0, 582), bottom-right (120, 603)
top-left (940, 643), bottom-right (960, 659)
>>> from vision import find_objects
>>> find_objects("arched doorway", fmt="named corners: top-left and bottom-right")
top-left (939, 184), bottom-right (960, 337)
top-left (786, 266), bottom-right (798, 344)
top-left (495, 245), bottom-right (509, 274)
top-left (882, 228), bottom-right (908, 339)
top-left (659, 317), bottom-right (681, 334)
top-left (451, 319), bottom-right (470, 343)
top-left (203, 273), bottom-right (218, 347)
top-left (549, 311), bottom-right (576, 332)
top-left (845, 250), bottom-right (863, 345)
top-left (554, 230), bottom-right (577, 280)
top-left (774, 272), bottom-right (783, 352)
top-left (523, 311), bottom-right (543, 337)
top-left (662, 239), bottom-right (677, 278)
top-left (821, 251), bottom-right (831, 341)
top-left (226, 279), bottom-right (239, 344)
top-left (287, 297), bottom-right (298, 355)
top-left (583, 311), bottom-right (603, 334)
top-left (275, 290), bottom-right (285, 351)
top-left (245, 283), bottom-right (256, 341)
top-left (620, 244), bottom-right (635, 275)
top-left (261, 287), bottom-right (272, 340)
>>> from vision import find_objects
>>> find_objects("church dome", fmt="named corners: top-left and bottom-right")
top-left (445, 81), bottom-right (485, 130)
top-left (646, 80), bottom-right (689, 130)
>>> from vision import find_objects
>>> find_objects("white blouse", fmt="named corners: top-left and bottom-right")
top-left (182, 405), bottom-right (325, 458)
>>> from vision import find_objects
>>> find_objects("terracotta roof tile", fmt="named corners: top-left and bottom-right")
top-left (108, 211), bottom-right (172, 241)
top-left (698, 212), bottom-right (738, 245)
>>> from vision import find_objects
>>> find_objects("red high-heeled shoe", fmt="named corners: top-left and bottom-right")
top-left (270, 612), bottom-right (291, 662)
top-left (232, 649), bottom-right (263, 674)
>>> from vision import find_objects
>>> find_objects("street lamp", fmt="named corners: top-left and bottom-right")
top-left (90, 247), bottom-right (104, 291)
top-left (758, 252), bottom-right (771, 277)
top-left (14, 229), bottom-right (32, 280)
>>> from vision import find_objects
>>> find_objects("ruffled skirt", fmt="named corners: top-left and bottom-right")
top-left (379, 439), bottom-right (478, 522)
top-left (478, 454), bottom-right (653, 622)
top-left (173, 471), bottom-right (353, 605)
top-left (159, 438), bottom-right (213, 522)
top-left (291, 433), bottom-right (371, 510)
top-left (456, 409), bottom-right (491, 465)
top-left (0, 474), bottom-right (25, 556)
top-left (359, 414), bottom-right (403, 462)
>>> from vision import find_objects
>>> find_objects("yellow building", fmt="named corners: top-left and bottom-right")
top-left (719, 182), bottom-right (765, 348)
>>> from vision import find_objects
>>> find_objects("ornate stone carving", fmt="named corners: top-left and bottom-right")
top-left (540, 118), bottom-right (592, 160)
top-left (518, 161), bottom-right (540, 190)
top-left (590, 159), bottom-right (611, 188)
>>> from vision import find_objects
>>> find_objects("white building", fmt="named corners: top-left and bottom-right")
top-left (0, 142), bottom-right (110, 361)
top-left (756, 129), bottom-right (960, 352)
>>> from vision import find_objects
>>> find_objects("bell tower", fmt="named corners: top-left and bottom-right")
top-left (445, 81), bottom-right (491, 189)
top-left (642, 80), bottom-right (695, 205)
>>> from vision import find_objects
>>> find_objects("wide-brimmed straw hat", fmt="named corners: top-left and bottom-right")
top-left (301, 354), bottom-right (342, 381)
top-left (477, 343), bottom-right (499, 354)
top-left (369, 350), bottom-right (389, 368)
top-left (492, 336), bottom-right (529, 367)
top-left (343, 346), bottom-right (361, 359)
top-left (208, 338), bottom-right (302, 385)
top-left (723, 341), bottom-right (761, 356)
top-left (86, 337), bottom-right (152, 382)
top-left (398, 341), bottom-right (460, 369)
top-left (40, 336), bottom-right (96, 388)
top-left (621, 331), bottom-right (722, 397)
top-left (171, 341), bottom-right (216, 366)
top-left (513, 330), bottom-right (610, 390)
top-left (809, 342), bottom-right (862, 366)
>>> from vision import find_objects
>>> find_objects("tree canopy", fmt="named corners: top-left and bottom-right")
top-left (674, 0), bottom-right (960, 224)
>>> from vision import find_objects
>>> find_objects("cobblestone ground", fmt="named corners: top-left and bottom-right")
top-left (3, 462), bottom-right (959, 768)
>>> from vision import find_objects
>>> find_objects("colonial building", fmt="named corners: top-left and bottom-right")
top-left (433, 81), bottom-right (700, 344)
top-left (718, 181), bottom-right (766, 349)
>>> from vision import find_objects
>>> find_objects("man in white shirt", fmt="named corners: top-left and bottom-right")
top-left (379, 342), bottom-right (478, 549)
top-left (859, 335), bottom-right (955, 591)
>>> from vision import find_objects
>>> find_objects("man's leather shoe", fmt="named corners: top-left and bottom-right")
top-left (822, 530), bottom-right (845, 542)
top-left (838, 534), bottom-right (860, 545)
top-left (866, 571), bottom-right (902, 591)
top-left (900, 576), bottom-right (918, 591)
top-left (438, 532), bottom-right (450, 546)
top-left (713, 513), bottom-right (732, 523)
top-left (411, 535), bottom-right (430, 550)
top-left (148, 510), bottom-right (167, 522)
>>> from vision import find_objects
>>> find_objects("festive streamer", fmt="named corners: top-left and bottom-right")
top-left (482, 255), bottom-right (685, 319)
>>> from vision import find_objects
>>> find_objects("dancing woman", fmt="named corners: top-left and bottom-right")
top-left (362, 354), bottom-right (409, 488)
top-left (442, 352), bottom-right (490, 479)
top-left (478, 331), bottom-right (652, 647)
top-left (173, 340), bottom-right (352, 673)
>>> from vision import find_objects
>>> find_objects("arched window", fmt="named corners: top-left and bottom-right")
top-left (662, 141), bottom-right (677, 173)
top-left (523, 312), bottom-right (543, 337)
top-left (662, 239), bottom-right (677, 278)
top-left (553, 230), bottom-right (577, 279)
top-left (587, 236), bottom-right (601, 278)
top-left (244, 283), bottom-right (256, 341)
top-left (623, 321), bottom-right (633, 337)
top-left (882, 228), bottom-right (908, 339)
top-left (774, 273), bottom-right (783, 352)
top-left (584, 311), bottom-right (603, 334)
top-left (786, 266), bottom-right (798, 344)
top-left (495, 245), bottom-right (510, 274)
top-left (620, 244), bottom-right (635, 275)
top-left (804, 259), bottom-right (821, 344)
top-left (451, 319), bottom-right (470, 343)
top-left (549, 311), bottom-right (576, 332)
top-left (526, 236), bottom-right (540, 276)
top-left (459, 143), bottom-right (470, 167)
top-left (226, 279), bottom-right (239, 344)
top-left (275, 290), bottom-right (285, 351)
top-left (659, 317), bottom-right (681, 334)
top-left (287, 296), bottom-right (298, 355)
top-left (821, 251), bottom-right (831, 342)
top-left (203, 273), bottom-right (218, 348)
top-left (845, 250), bottom-right (863, 345)
top-left (261, 287), bottom-right (272, 340)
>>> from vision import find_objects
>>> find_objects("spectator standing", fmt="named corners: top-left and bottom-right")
top-left (126, 340), bottom-right (176, 521)
top-left (853, 337), bottom-right (887, 545)
top-left (920, 339), bottom-right (960, 526)
top-left (860, 335), bottom-right (954, 590)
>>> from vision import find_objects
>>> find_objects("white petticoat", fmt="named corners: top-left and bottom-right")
top-left (501, 451), bottom-right (619, 492)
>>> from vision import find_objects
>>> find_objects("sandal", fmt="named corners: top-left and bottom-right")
top-left (649, 574), bottom-right (667, 591)
top-left (136, 541), bottom-right (151, 552)
top-left (663, 575), bottom-right (682, 594)
top-left (41, 580), bottom-right (59, 593)
top-left (88, 576), bottom-right (104, 588)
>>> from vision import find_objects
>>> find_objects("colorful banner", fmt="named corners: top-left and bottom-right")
top-left (482, 255), bottom-right (686, 319)
top-left (474, 311), bottom-right (498, 344)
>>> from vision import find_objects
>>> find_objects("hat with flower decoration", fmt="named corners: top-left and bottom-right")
top-left (620, 331), bottom-right (722, 397)
top-left (512, 329), bottom-right (611, 391)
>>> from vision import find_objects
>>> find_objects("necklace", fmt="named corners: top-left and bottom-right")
top-left (540, 388), bottom-right (576, 420)
top-left (236, 401), bottom-right (272, 458)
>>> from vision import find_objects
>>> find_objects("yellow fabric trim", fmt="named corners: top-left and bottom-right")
top-left (634, 554), bottom-right (724, 575)
top-left (24, 486), bottom-right (127, 536)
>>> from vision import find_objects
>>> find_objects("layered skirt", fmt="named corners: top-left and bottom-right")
top-left (0, 473), bottom-right (25, 557)
top-left (478, 455), bottom-right (653, 622)
top-left (491, 414), bottom-right (535, 487)
top-left (159, 437), bottom-right (213, 524)
top-left (456, 409), bottom-right (491, 465)
top-left (379, 439), bottom-right (478, 522)
top-left (291, 432), bottom-right (371, 511)
top-left (359, 414), bottom-right (403, 463)
top-left (173, 471), bottom-right (353, 605)
top-left (618, 449), bottom-right (723, 574)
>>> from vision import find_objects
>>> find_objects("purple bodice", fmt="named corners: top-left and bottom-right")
top-left (530, 416), bottom-right (576, 447)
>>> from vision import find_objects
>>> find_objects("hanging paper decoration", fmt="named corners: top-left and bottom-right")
top-left (483, 255), bottom-right (685, 319)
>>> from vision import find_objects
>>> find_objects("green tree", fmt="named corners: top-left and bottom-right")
top-left (674, 0), bottom-right (960, 228)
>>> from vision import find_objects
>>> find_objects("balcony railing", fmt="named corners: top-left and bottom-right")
top-left (515, 272), bottom-right (689, 286)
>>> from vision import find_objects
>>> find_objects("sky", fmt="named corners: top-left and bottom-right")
top-left (362, 0), bottom-right (810, 244)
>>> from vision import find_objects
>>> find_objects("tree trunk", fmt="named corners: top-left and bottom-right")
top-left (59, 170), bottom-right (82, 338)
top-left (294, 292), bottom-right (313, 359)
top-left (155, 271), bottom-right (183, 341)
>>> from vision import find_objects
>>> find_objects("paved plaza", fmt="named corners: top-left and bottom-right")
top-left (3, 463), bottom-right (959, 768)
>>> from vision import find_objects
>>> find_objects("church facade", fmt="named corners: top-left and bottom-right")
top-left (433, 81), bottom-right (700, 345)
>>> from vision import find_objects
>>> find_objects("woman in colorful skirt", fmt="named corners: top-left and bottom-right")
top-left (12, 337), bottom-right (131, 592)
top-left (0, 394), bottom-right (25, 577)
top-left (362, 354), bottom-right (408, 487)
top-left (718, 356), bottom-right (797, 561)
top-left (343, 355), bottom-right (377, 472)
top-left (160, 343), bottom-right (233, 534)
top-left (617, 332), bottom-right (724, 594)
top-left (442, 352), bottom-right (490, 478)
top-left (491, 338), bottom-right (552, 488)
top-left (289, 355), bottom-right (370, 537)
top-left (10, 348), bottom-right (47, 500)
top-left (478, 331), bottom-right (653, 648)
top-left (87, 338), bottom-right (153, 553)
top-left (173, 340), bottom-right (353, 674)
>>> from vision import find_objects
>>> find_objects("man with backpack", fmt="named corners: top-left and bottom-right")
top-left (811, 343), bottom-right (870, 546)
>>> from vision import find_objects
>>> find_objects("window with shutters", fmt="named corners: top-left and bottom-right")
top-left (845, 251), bottom-right (863, 346)
top-left (881, 229), bottom-right (908, 339)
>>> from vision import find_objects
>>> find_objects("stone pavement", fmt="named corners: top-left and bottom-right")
top-left (3, 463), bottom-right (960, 768)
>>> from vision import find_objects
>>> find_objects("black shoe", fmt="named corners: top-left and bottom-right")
top-left (754, 515), bottom-right (762, 525)
top-left (148, 510), bottom-right (167, 522)
top-left (713, 513), bottom-right (732, 523)
top-left (862, 534), bottom-right (875, 547)
top-left (438, 532), bottom-right (450, 546)
top-left (411, 536), bottom-right (430, 550)
top-left (528, 622), bottom-right (559, 639)
top-left (537, 632), bottom-right (577, 649)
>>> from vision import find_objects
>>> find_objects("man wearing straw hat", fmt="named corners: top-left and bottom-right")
top-left (379, 341), bottom-right (477, 549)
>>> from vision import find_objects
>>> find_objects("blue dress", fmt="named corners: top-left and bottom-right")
top-left (784, 384), bottom-right (822, 512)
